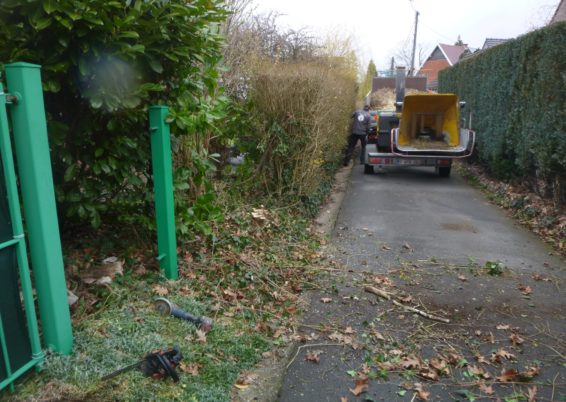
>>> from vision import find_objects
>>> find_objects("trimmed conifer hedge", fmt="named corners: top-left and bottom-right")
top-left (439, 22), bottom-right (566, 205)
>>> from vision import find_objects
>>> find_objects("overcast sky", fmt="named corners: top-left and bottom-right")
top-left (253, 0), bottom-right (559, 71)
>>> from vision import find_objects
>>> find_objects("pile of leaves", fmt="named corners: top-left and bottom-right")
top-left (457, 162), bottom-right (565, 255)
top-left (12, 201), bottom-right (324, 401)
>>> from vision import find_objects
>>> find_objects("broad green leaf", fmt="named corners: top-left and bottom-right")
top-left (32, 17), bottom-right (53, 30)
top-left (148, 58), bottom-right (164, 74)
top-left (42, 0), bottom-right (57, 14)
top-left (64, 164), bottom-right (77, 182)
top-left (118, 31), bottom-right (140, 39)
top-left (90, 97), bottom-right (103, 109)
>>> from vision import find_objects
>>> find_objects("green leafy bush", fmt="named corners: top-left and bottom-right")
top-left (0, 0), bottom-right (227, 232)
top-left (439, 22), bottom-right (566, 206)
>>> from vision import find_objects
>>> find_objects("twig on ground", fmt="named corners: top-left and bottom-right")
top-left (392, 300), bottom-right (450, 323)
top-left (364, 285), bottom-right (393, 300)
top-left (364, 286), bottom-right (450, 323)
top-left (551, 372), bottom-right (559, 401)
top-left (286, 343), bottom-right (344, 369)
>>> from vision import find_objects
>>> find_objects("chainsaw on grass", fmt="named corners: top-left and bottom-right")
top-left (101, 346), bottom-right (183, 382)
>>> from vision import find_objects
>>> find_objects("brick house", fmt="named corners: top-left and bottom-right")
top-left (417, 43), bottom-right (468, 91)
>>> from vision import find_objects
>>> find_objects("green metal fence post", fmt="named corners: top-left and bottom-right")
top-left (148, 106), bottom-right (178, 280)
top-left (5, 62), bottom-right (73, 354)
top-left (0, 84), bottom-right (44, 372)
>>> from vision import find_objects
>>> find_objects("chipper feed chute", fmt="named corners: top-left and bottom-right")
top-left (392, 93), bottom-right (474, 157)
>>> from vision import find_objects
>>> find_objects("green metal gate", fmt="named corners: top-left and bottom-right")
top-left (0, 84), bottom-right (43, 391)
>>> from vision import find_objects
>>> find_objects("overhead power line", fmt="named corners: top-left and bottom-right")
top-left (406, 0), bottom-right (455, 43)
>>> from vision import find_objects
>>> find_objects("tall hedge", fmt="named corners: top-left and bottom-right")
top-left (439, 22), bottom-right (566, 206)
top-left (0, 0), bottom-right (227, 230)
top-left (247, 62), bottom-right (357, 198)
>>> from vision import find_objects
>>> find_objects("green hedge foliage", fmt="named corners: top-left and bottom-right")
top-left (245, 62), bottom-right (357, 199)
top-left (0, 0), bottom-right (227, 230)
top-left (439, 22), bottom-right (566, 205)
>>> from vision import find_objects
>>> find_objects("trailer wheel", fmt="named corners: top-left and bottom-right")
top-left (364, 164), bottom-right (374, 175)
top-left (438, 166), bottom-right (451, 177)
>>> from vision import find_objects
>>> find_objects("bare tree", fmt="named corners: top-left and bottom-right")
top-left (393, 40), bottom-right (430, 74)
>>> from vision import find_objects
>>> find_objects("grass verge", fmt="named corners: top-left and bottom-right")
top-left (9, 195), bottom-right (326, 401)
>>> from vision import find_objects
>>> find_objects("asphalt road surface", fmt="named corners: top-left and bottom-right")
top-left (279, 165), bottom-right (565, 402)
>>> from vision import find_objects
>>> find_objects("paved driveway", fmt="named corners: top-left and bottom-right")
top-left (279, 165), bottom-right (565, 401)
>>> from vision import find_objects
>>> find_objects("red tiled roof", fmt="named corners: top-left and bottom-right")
top-left (438, 43), bottom-right (468, 65)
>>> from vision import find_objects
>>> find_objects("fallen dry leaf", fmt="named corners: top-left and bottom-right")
top-left (532, 274), bottom-right (551, 282)
top-left (430, 357), bottom-right (450, 375)
top-left (343, 326), bottom-right (355, 335)
top-left (520, 366), bottom-right (540, 381)
top-left (468, 364), bottom-right (491, 379)
top-left (401, 355), bottom-right (421, 370)
top-left (509, 333), bottom-right (525, 345)
top-left (527, 385), bottom-right (537, 402)
top-left (340, 397), bottom-right (348, 402)
top-left (496, 368), bottom-right (519, 382)
top-left (485, 332), bottom-right (496, 344)
top-left (133, 265), bottom-right (147, 276)
top-left (496, 324), bottom-right (510, 330)
top-left (457, 274), bottom-right (467, 282)
top-left (418, 367), bottom-right (439, 381)
top-left (373, 275), bottom-right (393, 286)
top-left (399, 294), bottom-right (413, 303)
top-left (305, 349), bottom-right (323, 363)
top-left (223, 288), bottom-right (239, 300)
top-left (517, 284), bottom-right (533, 295)
top-left (381, 244), bottom-right (392, 251)
top-left (236, 371), bottom-right (258, 386)
top-left (349, 377), bottom-right (368, 396)
top-left (490, 348), bottom-right (515, 364)
top-left (195, 329), bottom-right (207, 343)
top-left (152, 285), bottom-right (169, 296)
top-left (496, 366), bottom-right (540, 382)
top-left (370, 329), bottom-right (385, 341)
top-left (320, 297), bottom-right (332, 303)
top-left (479, 383), bottom-right (494, 395)
top-left (250, 207), bottom-right (269, 222)
top-left (474, 352), bottom-right (488, 364)
top-left (445, 352), bottom-right (463, 366)
top-left (67, 290), bottom-right (79, 306)
top-left (414, 382), bottom-right (430, 401)
top-left (179, 362), bottom-right (201, 376)
top-left (403, 242), bottom-right (414, 252)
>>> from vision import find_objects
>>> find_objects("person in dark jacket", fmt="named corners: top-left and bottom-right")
top-left (343, 105), bottom-right (371, 166)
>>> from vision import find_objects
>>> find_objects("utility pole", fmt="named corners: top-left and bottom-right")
top-left (409, 10), bottom-right (419, 76)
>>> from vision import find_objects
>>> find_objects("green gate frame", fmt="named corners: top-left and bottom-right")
top-left (0, 62), bottom-right (73, 391)
top-left (0, 84), bottom-right (43, 391)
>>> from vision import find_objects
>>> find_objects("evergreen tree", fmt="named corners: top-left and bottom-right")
top-left (359, 59), bottom-right (377, 100)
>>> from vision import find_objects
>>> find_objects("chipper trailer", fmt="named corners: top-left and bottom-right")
top-left (364, 68), bottom-right (475, 177)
